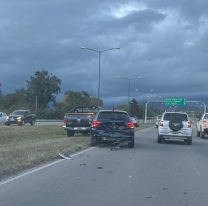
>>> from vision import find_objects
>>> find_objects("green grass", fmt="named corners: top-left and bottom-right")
top-left (0, 123), bottom-right (154, 179)
top-left (0, 125), bottom-right (90, 179)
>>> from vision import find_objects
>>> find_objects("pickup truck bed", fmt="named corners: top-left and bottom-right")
top-left (64, 112), bottom-right (95, 136)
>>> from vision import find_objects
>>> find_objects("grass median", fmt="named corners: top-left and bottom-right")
top-left (0, 122), bottom-right (154, 179)
top-left (0, 125), bottom-right (91, 179)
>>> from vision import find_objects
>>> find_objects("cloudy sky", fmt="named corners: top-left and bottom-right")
top-left (0, 0), bottom-right (208, 105)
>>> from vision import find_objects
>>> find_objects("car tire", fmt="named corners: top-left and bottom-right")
top-left (67, 131), bottom-right (75, 137)
top-left (197, 131), bottom-right (200, 137)
top-left (186, 139), bottom-right (192, 145)
top-left (200, 130), bottom-right (205, 138)
top-left (91, 136), bottom-right (97, 146)
top-left (128, 138), bottom-right (135, 148)
top-left (157, 135), bottom-right (163, 143)
top-left (5, 122), bottom-right (10, 126)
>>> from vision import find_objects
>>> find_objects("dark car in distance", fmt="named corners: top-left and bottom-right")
top-left (90, 110), bottom-right (135, 148)
top-left (6, 110), bottom-right (36, 126)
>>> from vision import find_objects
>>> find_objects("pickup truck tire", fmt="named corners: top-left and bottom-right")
top-left (200, 130), bottom-right (205, 138)
top-left (91, 136), bottom-right (97, 146)
top-left (67, 131), bottom-right (75, 137)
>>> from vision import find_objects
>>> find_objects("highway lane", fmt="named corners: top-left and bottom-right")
top-left (1, 127), bottom-right (208, 206)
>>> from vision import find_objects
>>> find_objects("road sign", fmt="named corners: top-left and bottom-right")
top-left (165, 98), bottom-right (186, 106)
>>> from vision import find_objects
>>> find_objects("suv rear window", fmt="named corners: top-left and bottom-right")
top-left (98, 112), bottom-right (130, 122)
top-left (163, 113), bottom-right (188, 121)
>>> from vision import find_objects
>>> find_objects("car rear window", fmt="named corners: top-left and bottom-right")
top-left (98, 112), bottom-right (130, 122)
top-left (163, 113), bottom-right (188, 121)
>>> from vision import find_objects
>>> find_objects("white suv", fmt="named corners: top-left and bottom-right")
top-left (158, 112), bottom-right (193, 145)
top-left (196, 113), bottom-right (208, 138)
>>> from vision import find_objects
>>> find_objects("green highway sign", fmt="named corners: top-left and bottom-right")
top-left (165, 98), bottom-right (186, 106)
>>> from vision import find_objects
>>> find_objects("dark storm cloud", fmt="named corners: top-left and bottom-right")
top-left (0, 0), bottom-right (208, 105)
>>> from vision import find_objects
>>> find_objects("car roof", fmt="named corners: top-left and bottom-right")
top-left (163, 111), bottom-right (188, 115)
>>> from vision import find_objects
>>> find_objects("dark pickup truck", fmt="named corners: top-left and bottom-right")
top-left (6, 110), bottom-right (36, 126)
top-left (63, 107), bottom-right (99, 136)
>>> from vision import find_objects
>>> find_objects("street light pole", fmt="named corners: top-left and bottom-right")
top-left (116, 76), bottom-right (142, 112)
top-left (81, 46), bottom-right (120, 107)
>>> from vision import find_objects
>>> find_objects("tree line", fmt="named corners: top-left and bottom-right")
top-left (0, 69), bottom-right (161, 119)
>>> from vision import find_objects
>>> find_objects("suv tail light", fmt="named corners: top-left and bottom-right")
top-left (187, 121), bottom-right (192, 128)
top-left (203, 119), bottom-right (207, 127)
top-left (92, 120), bottom-right (101, 128)
top-left (128, 122), bottom-right (134, 129)
top-left (64, 116), bottom-right (68, 125)
top-left (159, 121), bottom-right (163, 127)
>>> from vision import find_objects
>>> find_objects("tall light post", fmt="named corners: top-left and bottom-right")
top-left (81, 46), bottom-right (120, 107)
top-left (116, 76), bottom-right (142, 111)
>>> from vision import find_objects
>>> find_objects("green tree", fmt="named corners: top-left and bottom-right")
top-left (64, 90), bottom-right (102, 111)
top-left (0, 88), bottom-right (28, 113)
top-left (26, 69), bottom-right (61, 111)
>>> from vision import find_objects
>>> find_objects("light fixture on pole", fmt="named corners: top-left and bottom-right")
top-left (81, 46), bottom-right (120, 107)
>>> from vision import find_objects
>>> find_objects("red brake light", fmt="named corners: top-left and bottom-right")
top-left (64, 116), bottom-right (67, 125)
top-left (128, 122), bottom-right (134, 129)
top-left (188, 122), bottom-right (192, 128)
top-left (92, 120), bottom-right (101, 128)
top-left (159, 121), bottom-right (163, 127)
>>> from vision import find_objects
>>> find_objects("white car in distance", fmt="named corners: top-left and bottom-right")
top-left (196, 113), bottom-right (208, 138)
top-left (0, 112), bottom-right (8, 125)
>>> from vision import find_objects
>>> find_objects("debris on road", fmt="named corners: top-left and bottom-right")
top-left (58, 153), bottom-right (72, 160)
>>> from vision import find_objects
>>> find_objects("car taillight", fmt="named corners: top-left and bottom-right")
top-left (92, 120), bottom-right (101, 128)
top-left (128, 122), bottom-right (134, 129)
top-left (64, 116), bottom-right (68, 125)
top-left (188, 122), bottom-right (192, 128)
top-left (159, 121), bottom-right (163, 127)
top-left (203, 119), bottom-right (207, 126)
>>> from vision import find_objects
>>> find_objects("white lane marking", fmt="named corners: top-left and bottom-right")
top-left (0, 147), bottom-right (95, 187)
top-left (189, 157), bottom-right (202, 177)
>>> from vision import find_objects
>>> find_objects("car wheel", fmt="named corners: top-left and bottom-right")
top-left (200, 130), bottom-right (205, 138)
top-left (186, 139), bottom-right (192, 145)
top-left (67, 131), bottom-right (75, 137)
top-left (157, 135), bottom-right (163, 143)
top-left (5, 122), bottom-right (10, 126)
top-left (197, 131), bottom-right (200, 137)
top-left (91, 136), bottom-right (97, 146)
top-left (128, 138), bottom-right (134, 148)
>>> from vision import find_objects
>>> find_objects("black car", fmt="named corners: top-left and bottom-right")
top-left (90, 110), bottom-right (135, 148)
top-left (6, 110), bottom-right (36, 126)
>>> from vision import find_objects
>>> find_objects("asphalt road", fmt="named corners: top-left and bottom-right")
top-left (1, 127), bottom-right (208, 206)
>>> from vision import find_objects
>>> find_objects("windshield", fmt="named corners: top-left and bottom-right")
top-left (12, 111), bottom-right (28, 115)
